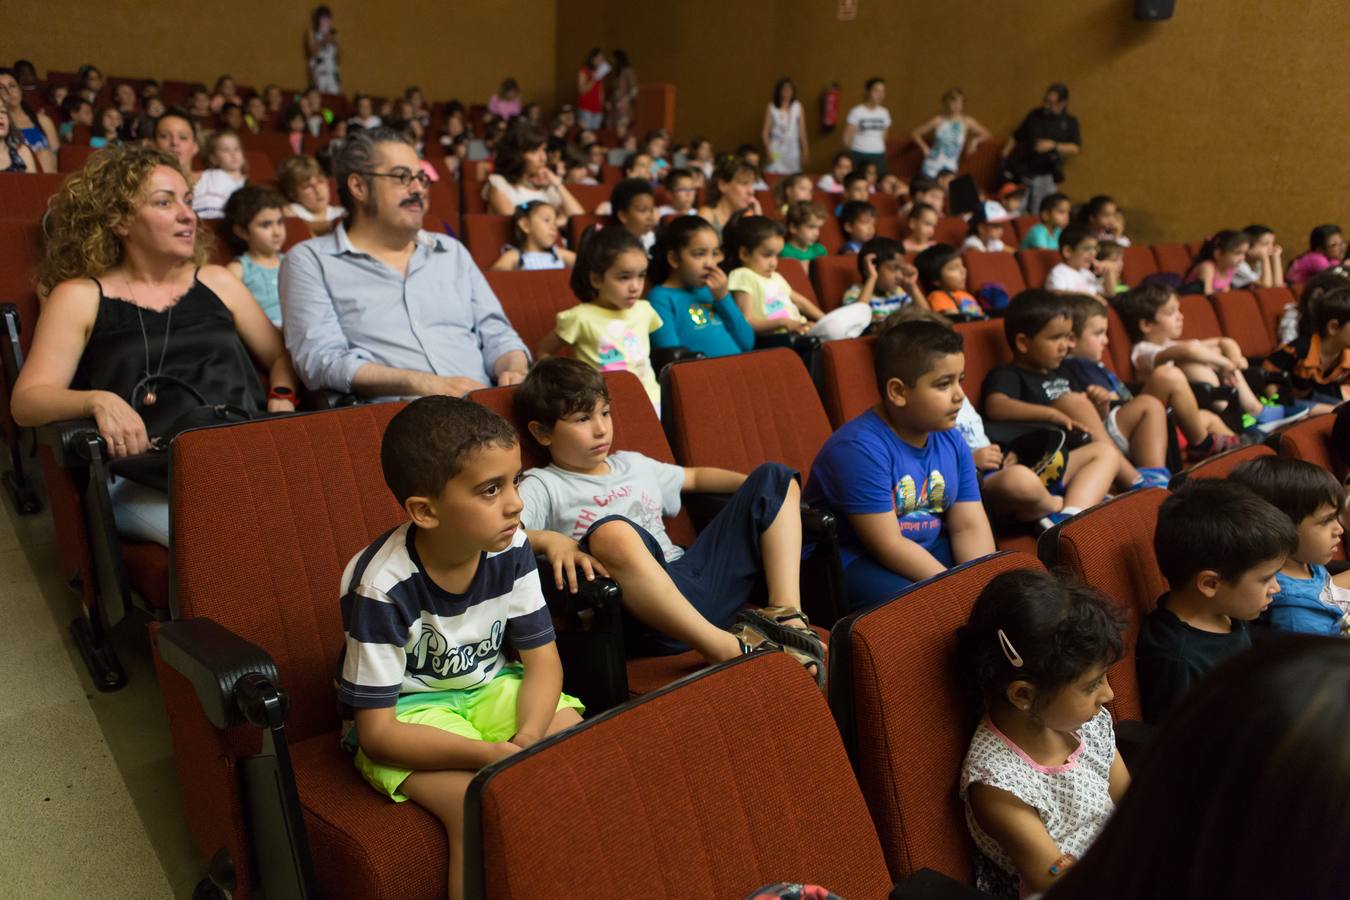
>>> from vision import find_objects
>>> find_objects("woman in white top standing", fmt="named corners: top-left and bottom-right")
top-left (305, 5), bottom-right (341, 95)
top-left (762, 77), bottom-right (809, 175)
top-left (842, 77), bottom-right (892, 176)
top-left (912, 87), bottom-right (992, 179)
top-left (484, 122), bottom-right (584, 220)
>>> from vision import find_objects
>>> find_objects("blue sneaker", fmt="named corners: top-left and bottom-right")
top-left (1135, 467), bottom-right (1172, 489)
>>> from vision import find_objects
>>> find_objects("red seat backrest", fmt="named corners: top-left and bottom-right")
top-left (1016, 248), bottom-right (1060, 290)
top-left (424, 177), bottom-right (459, 232)
top-left (820, 336), bottom-right (878, 428)
top-left (243, 150), bottom-right (276, 182)
top-left (463, 213), bottom-right (512, 269)
top-left (956, 318), bottom-right (1014, 410)
top-left (58, 144), bottom-right (102, 172)
top-left (870, 192), bottom-right (900, 217)
top-left (1276, 413), bottom-right (1339, 476)
top-left (932, 216), bottom-right (968, 247)
top-left (817, 215), bottom-right (844, 253)
top-left (484, 269), bottom-right (575, 359)
top-left (171, 403), bottom-right (409, 739)
top-left (837, 551), bottom-right (1045, 882)
top-left (460, 165), bottom-right (487, 215)
top-left (819, 320), bottom-right (1008, 427)
top-left (777, 257), bottom-right (818, 306)
top-left (957, 140), bottom-right (1003, 192)
top-left (566, 213), bottom-right (605, 248)
top-left (1152, 243), bottom-right (1192, 275)
top-left (1253, 286), bottom-right (1296, 344)
top-left (963, 250), bottom-right (1027, 295)
top-left (663, 349), bottom-right (832, 476)
top-left (1105, 305), bottom-right (1136, 381)
top-left (1046, 488), bottom-right (1170, 722)
top-left (811, 254), bottom-right (861, 312)
top-left (874, 214), bottom-right (901, 241)
top-left (566, 183), bottom-right (610, 213)
top-left (1211, 290), bottom-right (1273, 356)
top-left (1184, 443), bottom-right (1274, 481)
top-left (1121, 244), bottom-right (1158, 286)
top-left (472, 371), bottom-right (697, 546)
top-left (1009, 214), bottom-right (1037, 243)
top-left (281, 217), bottom-right (312, 251)
top-left (470, 653), bottom-right (893, 898)
top-left (1178, 293), bottom-right (1222, 340)
top-left (238, 131), bottom-right (296, 170)
top-left (0, 172), bottom-right (65, 222)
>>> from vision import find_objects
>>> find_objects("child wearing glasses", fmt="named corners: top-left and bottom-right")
top-left (956, 568), bottom-right (1129, 900)
top-left (657, 168), bottom-right (698, 218)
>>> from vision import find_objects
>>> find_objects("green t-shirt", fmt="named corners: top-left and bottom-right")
top-left (781, 242), bottom-right (827, 262)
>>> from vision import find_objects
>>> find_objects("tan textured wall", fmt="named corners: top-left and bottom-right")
top-left (557, 0), bottom-right (1350, 245)
top-left (3, 0), bottom-right (557, 107)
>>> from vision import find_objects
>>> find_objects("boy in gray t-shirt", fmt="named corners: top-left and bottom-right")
top-left (516, 359), bottom-right (823, 679)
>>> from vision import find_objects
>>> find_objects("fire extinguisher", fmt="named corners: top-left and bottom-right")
top-left (821, 82), bottom-right (839, 133)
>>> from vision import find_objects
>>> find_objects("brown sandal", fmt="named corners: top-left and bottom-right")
top-left (737, 606), bottom-right (825, 658)
top-left (729, 620), bottom-right (825, 688)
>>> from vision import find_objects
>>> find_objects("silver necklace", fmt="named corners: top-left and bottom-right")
top-left (126, 277), bottom-right (173, 407)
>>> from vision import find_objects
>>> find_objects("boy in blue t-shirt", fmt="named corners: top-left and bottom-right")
top-left (805, 319), bottom-right (996, 611)
top-left (1229, 456), bottom-right (1350, 637)
top-left (338, 397), bottom-right (584, 894)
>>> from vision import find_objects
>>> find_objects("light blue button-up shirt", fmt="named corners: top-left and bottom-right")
top-left (279, 224), bottom-right (528, 392)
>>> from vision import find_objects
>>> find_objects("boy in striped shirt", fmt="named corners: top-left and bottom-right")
top-left (338, 396), bottom-right (584, 899)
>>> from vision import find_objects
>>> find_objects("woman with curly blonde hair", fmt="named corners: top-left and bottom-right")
top-left (15, 144), bottom-right (299, 545)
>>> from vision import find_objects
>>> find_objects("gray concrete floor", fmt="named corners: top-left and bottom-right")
top-left (0, 477), bottom-right (199, 898)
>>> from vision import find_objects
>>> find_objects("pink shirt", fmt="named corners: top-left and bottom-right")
top-left (487, 94), bottom-right (522, 120)
top-left (1288, 251), bottom-right (1336, 285)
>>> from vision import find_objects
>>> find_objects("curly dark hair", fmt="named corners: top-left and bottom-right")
top-left (955, 569), bottom-right (1125, 720)
top-left (492, 121), bottom-right (548, 184)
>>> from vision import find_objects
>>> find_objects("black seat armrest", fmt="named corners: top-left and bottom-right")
top-left (651, 346), bottom-right (705, 374)
top-left (300, 387), bottom-right (361, 410)
top-left (891, 868), bottom-right (995, 899)
top-left (800, 503), bottom-right (836, 540)
top-left (36, 418), bottom-right (106, 467)
top-left (535, 555), bottom-right (622, 621)
top-left (156, 618), bottom-right (282, 730)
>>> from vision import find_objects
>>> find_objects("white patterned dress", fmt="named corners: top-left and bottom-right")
top-left (959, 707), bottom-right (1117, 899)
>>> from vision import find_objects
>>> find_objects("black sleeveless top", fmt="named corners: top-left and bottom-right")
top-left (73, 273), bottom-right (267, 438)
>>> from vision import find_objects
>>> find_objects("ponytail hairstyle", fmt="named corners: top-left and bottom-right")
top-left (509, 200), bottom-right (553, 250)
top-left (722, 214), bottom-right (784, 272)
top-left (570, 224), bottom-right (645, 301)
top-left (772, 172), bottom-right (812, 211)
top-left (1193, 229), bottom-right (1248, 265)
top-left (648, 215), bottom-right (718, 285)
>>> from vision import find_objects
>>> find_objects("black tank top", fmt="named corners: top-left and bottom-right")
top-left (73, 272), bottom-right (267, 438)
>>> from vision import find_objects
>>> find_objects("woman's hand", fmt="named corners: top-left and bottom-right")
top-left (86, 390), bottom-right (150, 459)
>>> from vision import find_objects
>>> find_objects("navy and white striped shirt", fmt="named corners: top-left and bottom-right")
top-left (336, 523), bottom-right (555, 708)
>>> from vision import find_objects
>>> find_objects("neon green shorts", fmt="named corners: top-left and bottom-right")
top-left (354, 663), bottom-right (585, 802)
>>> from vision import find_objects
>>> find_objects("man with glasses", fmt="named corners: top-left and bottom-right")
top-left (1000, 83), bottom-right (1082, 220)
top-left (281, 127), bottom-right (529, 399)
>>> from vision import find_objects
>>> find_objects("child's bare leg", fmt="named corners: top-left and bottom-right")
top-left (761, 477), bottom-right (803, 610)
top-left (1053, 393), bottom-right (1139, 488)
top-left (585, 519), bottom-right (741, 663)
top-left (545, 707), bottom-right (583, 735)
top-left (1113, 395), bottom-right (1168, 468)
top-left (401, 770), bottom-right (476, 900)
top-left (1198, 409), bottom-right (1234, 436)
top-left (983, 465), bottom-right (1063, 521)
top-left (1230, 370), bottom-right (1265, 416)
top-left (1061, 442), bottom-right (1118, 510)
top-left (1143, 365), bottom-right (1213, 443)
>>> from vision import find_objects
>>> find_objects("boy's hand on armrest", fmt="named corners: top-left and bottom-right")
top-left (527, 530), bottom-right (610, 593)
top-left (684, 466), bottom-right (748, 494)
top-left (848, 511), bottom-right (948, 583)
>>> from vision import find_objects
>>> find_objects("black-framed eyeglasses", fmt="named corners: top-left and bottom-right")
top-left (359, 168), bottom-right (432, 189)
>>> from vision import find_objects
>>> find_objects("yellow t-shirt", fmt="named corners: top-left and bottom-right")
top-left (554, 301), bottom-right (663, 407)
top-left (727, 268), bottom-right (804, 333)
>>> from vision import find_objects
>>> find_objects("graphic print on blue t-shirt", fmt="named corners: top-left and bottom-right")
top-left (894, 469), bottom-right (948, 542)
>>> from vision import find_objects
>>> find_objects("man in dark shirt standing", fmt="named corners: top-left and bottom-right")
top-left (1001, 83), bottom-right (1082, 219)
